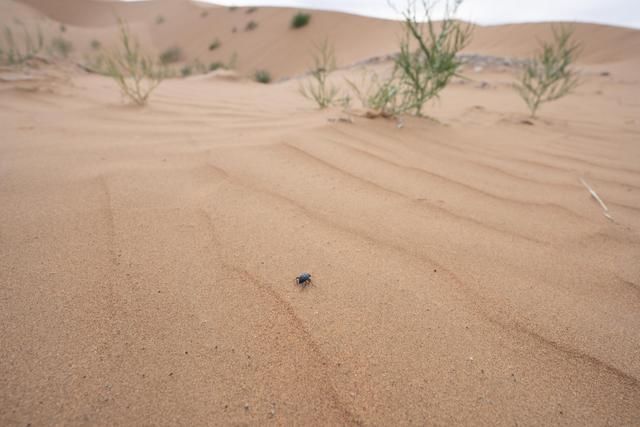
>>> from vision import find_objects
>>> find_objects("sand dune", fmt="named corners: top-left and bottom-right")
top-left (1, 0), bottom-right (640, 425)
top-left (7, 0), bottom-right (640, 79)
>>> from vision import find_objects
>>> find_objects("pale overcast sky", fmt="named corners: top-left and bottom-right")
top-left (202, 0), bottom-right (640, 29)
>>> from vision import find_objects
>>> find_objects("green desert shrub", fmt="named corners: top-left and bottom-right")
top-left (254, 69), bottom-right (271, 83)
top-left (245, 21), bottom-right (258, 32)
top-left (104, 20), bottom-right (166, 105)
top-left (291, 12), bottom-right (311, 29)
top-left (209, 38), bottom-right (221, 51)
top-left (514, 26), bottom-right (581, 117)
top-left (159, 46), bottom-right (183, 64)
top-left (0, 24), bottom-right (44, 65)
top-left (209, 61), bottom-right (225, 71)
top-left (51, 36), bottom-right (73, 58)
top-left (299, 40), bottom-right (339, 109)
top-left (181, 65), bottom-right (192, 77)
top-left (90, 39), bottom-right (101, 50)
top-left (393, 0), bottom-right (471, 116)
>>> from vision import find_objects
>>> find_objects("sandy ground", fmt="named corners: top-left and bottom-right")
top-left (1, 0), bottom-right (640, 425)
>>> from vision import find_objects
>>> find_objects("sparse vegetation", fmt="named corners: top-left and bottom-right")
top-left (50, 36), bottom-right (73, 58)
top-left (255, 69), bottom-right (271, 84)
top-left (299, 40), bottom-right (339, 109)
top-left (246, 7), bottom-right (258, 14)
top-left (209, 38), bottom-right (221, 51)
top-left (59, 24), bottom-right (66, 33)
top-left (514, 26), bottom-right (581, 117)
top-left (104, 19), bottom-right (166, 106)
top-left (346, 70), bottom-right (403, 117)
top-left (156, 15), bottom-right (165, 25)
top-left (90, 39), bottom-right (101, 50)
top-left (231, 27), bottom-right (237, 33)
top-left (392, 0), bottom-right (471, 116)
top-left (181, 65), bottom-right (192, 77)
top-left (291, 12), bottom-right (311, 29)
top-left (228, 52), bottom-right (238, 69)
top-left (245, 21), bottom-right (258, 32)
top-left (0, 24), bottom-right (44, 65)
top-left (201, 10), bottom-right (209, 18)
top-left (159, 46), bottom-right (183, 64)
top-left (209, 61), bottom-right (225, 71)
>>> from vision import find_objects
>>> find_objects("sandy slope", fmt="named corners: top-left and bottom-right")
top-left (1, 0), bottom-right (640, 426)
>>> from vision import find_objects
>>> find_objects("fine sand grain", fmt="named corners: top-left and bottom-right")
top-left (1, 0), bottom-right (639, 425)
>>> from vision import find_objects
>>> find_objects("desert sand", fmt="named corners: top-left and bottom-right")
top-left (1, 0), bottom-right (640, 425)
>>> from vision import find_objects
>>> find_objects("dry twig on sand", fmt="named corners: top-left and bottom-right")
top-left (580, 178), bottom-right (613, 221)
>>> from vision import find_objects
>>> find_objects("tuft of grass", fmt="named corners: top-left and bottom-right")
top-left (159, 46), bottom-right (183, 64)
top-left (291, 12), bottom-right (311, 29)
top-left (0, 24), bottom-right (44, 65)
top-left (156, 15), bottom-right (165, 25)
top-left (245, 21), bottom-right (258, 32)
top-left (393, 0), bottom-right (471, 116)
top-left (201, 10), bottom-right (209, 18)
top-left (514, 26), bottom-right (581, 117)
top-left (90, 39), bottom-right (101, 50)
top-left (254, 69), bottom-right (271, 84)
top-left (104, 19), bottom-right (166, 105)
top-left (51, 36), bottom-right (73, 58)
top-left (228, 6), bottom-right (238, 12)
top-left (208, 38), bottom-right (221, 51)
top-left (246, 7), bottom-right (258, 14)
top-left (59, 24), bottom-right (66, 33)
top-left (299, 39), bottom-right (339, 109)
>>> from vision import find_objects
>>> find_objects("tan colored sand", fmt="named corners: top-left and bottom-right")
top-left (1, 0), bottom-right (640, 425)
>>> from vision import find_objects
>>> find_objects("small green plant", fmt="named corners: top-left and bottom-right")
top-left (51, 36), bottom-right (73, 58)
top-left (156, 15), bottom-right (165, 25)
top-left (0, 24), bottom-right (44, 65)
top-left (514, 26), bottom-right (581, 117)
top-left (245, 21), bottom-right (258, 31)
top-left (392, 0), bottom-right (471, 116)
top-left (209, 61), bottom-right (225, 71)
top-left (90, 39), bottom-right (101, 50)
top-left (209, 38), bottom-right (221, 51)
top-left (291, 12), bottom-right (311, 29)
top-left (181, 65), bottom-right (192, 77)
top-left (159, 46), bottom-right (183, 64)
top-left (299, 40), bottom-right (339, 109)
top-left (59, 24), bottom-right (66, 33)
top-left (104, 19), bottom-right (166, 105)
top-left (255, 69), bottom-right (271, 84)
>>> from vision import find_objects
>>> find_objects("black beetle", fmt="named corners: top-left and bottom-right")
top-left (295, 272), bottom-right (313, 286)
